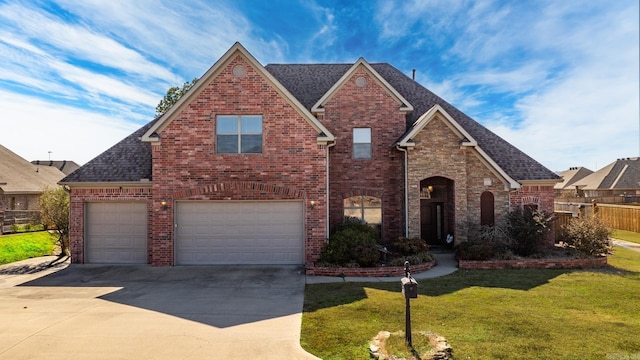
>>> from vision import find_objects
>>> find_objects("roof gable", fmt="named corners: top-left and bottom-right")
top-left (310, 58), bottom-right (413, 114)
top-left (142, 42), bottom-right (334, 144)
top-left (397, 104), bottom-right (519, 188)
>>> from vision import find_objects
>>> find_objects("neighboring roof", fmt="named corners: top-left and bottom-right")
top-left (267, 62), bottom-right (560, 182)
top-left (572, 157), bottom-right (640, 190)
top-left (0, 144), bottom-right (66, 194)
top-left (66, 43), bottom-right (560, 184)
top-left (59, 120), bottom-right (155, 184)
top-left (31, 160), bottom-right (81, 176)
top-left (554, 167), bottom-right (594, 190)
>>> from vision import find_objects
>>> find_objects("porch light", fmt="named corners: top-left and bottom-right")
top-left (160, 199), bottom-right (169, 210)
top-left (427, 185), bottom-right (433, 192)
top-left (310, 200), bottom-right (316, 209)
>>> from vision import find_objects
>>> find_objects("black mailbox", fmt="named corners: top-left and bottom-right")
top-left (401, 277), bottom-right (418, 299)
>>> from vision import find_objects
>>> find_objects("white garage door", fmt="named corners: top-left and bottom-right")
top-left (85, 202), bottom-right (147, 264)
top-left (175, 201), bottom-right (304, 265)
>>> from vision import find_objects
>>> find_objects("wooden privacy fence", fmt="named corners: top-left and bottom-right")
top-left (597, 203), bottom-right (640, 233)
top-left (554, 203), bottom-right (640, 234)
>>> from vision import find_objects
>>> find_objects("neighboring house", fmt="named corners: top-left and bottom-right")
top-left (31, 160), bottom-right (80, 176)
top-left (571, 157), bottom-right (640, 201)
top-left (555, 166), bottom-right (594, 197)
top-left (0, 144), bottom-right (66, 211)
top-left (60, 42), bottom-right (559, 266)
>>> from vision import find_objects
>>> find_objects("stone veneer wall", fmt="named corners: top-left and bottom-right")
top-left (406, 114), bottom-right (510, 244)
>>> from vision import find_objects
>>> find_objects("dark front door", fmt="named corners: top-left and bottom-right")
top-left (421, 201), bottom-right (444, 245)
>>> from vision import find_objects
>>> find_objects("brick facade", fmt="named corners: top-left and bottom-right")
top-left (148, 55), bottom-right (328, 266)
top-left (68, 187), bottom-right (152, 263)
top-left (320, 67), bottom-right (406, 243)
top-left (65, 44), bottom-right (558, 267)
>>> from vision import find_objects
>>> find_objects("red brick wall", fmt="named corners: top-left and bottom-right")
top-left (68, 187), bottom-right (152, 263)
top-left (151, 54), bottom-right (328, 266)
top-left (320, 67), bottom-right (406, 243)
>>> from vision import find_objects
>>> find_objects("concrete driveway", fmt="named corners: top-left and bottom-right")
top-left (0, 257), bottom-right (320, 360)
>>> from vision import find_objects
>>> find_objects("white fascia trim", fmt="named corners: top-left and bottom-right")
top-left (311, 58), bottom-right (413, 114)
top-left (398, 104), bottom-right (477, 147)
top-left (141, 42), bottom-right (334, 144)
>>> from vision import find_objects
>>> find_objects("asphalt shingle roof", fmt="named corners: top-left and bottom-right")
top-left (64, 62), bottom-right (559, 183)
top-left (60, 120), bottom-right (155, 183)
top-left (573, 157), bottom-right (640, 190)
top-left (0, 144), bottom-right (66, 193)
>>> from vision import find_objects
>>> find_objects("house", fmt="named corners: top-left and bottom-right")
top-left (1, 144), bottom-right (67, 233)
top-left (571, 157), bottom-right (640, 203)
top-left (60, 42), bottom-right (559, 266)
top-left (0, 144), bottom-right (66, 211)
top-left (555, 166), bottom-right (594, 197)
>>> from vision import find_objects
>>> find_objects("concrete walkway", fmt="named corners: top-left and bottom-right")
top-left (611, 238), bottom-right (640, 253)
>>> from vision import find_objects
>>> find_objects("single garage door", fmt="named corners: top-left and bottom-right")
top-left (85, 202), bottom-right (147, 264)
top-left (175, 201), bottom-right (304, 265)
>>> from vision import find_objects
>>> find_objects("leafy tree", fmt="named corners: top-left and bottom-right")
top-left (155, 78), bottom-right (199, 116)
top-left (39, 186), bottom-right (70, 256)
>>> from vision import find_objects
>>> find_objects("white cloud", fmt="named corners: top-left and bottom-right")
top-left (0, 2), bottom-right (180, 84)
top-left (0, 91), bottom-right (140, 165)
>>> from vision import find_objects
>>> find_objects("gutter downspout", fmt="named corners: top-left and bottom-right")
top-left (325, 141), bottom-right (336, 240)
top-left (396, 145), bottom-right (409, 237)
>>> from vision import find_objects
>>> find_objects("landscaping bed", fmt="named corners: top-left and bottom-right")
top-left (306, 257), bottom-right (436, 277)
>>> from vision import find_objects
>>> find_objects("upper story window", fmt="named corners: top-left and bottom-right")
top-left (353, 128), bottom-right (371, 159)
top-left (216, 115), bottom-right (262, 154)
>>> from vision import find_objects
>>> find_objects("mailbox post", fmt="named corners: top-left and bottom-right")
top-left (401, 261), bottom-right (418, 347)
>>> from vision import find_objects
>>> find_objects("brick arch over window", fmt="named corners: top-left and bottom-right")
top-left (480, 191), bottom-right (495, 226)
top-left (521, 195), bottom-right (540, 212)
top-left (169, 181), bottom-right (306, 200)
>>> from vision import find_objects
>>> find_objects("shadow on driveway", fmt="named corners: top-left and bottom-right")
top-left (20, 264), bottom-right (307, 328)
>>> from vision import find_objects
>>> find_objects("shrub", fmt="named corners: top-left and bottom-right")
top-left (387, 251), bottom-right (434, 266)
top-left (455, 240), bottom-right (496, 260)
top-left (319, 219), bottom-right (380, 267)
top-left (389, 237), bottom-right (429, 256)
top-left (504, 208), bottom-right (553, 257)
top-left (560, 215), bottom-right (612, 257)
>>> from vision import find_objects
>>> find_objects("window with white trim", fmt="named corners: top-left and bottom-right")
top-left (353, 128), bottom-right (371, 159)
top-left (216, 115), bottom-right (262, 154)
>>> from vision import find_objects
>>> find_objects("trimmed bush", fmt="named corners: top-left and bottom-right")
top-left (319, 219), bottom-right (379, 267)
top-left (560, 215), bottom-right (611, 257)
top-left (389, 236), bottom-right (429, 256)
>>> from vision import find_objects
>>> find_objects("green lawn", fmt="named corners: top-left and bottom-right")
top-left (0, 231), bottom-right (58, 265)
top-left (611, 229), bottom-right (640, 244)
top-left (302, 247), bottom-right (640, 359)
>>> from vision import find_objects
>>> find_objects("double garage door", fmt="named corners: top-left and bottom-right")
top-left (84, 201), bottom-right (304, 265)
top-left (175, 201), bottom-right (304, 265)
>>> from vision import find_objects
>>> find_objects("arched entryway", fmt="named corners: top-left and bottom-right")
top-left (420, 176), bottom-right (455, 247)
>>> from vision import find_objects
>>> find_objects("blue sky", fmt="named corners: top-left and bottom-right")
top-left (0, 0), bottom-right (638, 172)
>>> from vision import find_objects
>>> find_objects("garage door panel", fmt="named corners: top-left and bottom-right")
top-left (176, 201), bottom-right (303, 265)
top-left (86, 202), bottom-right (147, 264)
